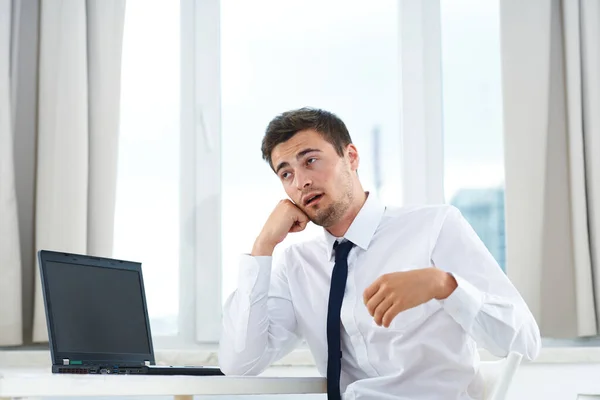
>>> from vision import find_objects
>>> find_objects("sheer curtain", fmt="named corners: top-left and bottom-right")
top-left (0, 0), bottom-right (24, 347)
top-left (0, 0), bottom-right (126, 346)
top-left (500, 0), bottom-right (600, 338)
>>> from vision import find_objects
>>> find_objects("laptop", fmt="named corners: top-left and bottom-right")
top-left (37, 250), bottom-right (223, 376)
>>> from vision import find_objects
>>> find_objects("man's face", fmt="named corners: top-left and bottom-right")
top-left (270, 129), bottom-right (358, 227)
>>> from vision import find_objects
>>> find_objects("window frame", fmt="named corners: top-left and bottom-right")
top-left (398, 0), bottom-right (445, 206)
top-left (167, 0), bottom-right (445, 348)
top-left (166, 0), bottom-right (592, 352)
top-left (168, 0), bottom-right (445, 348)
top-left (153, 0), bottom-right (222, 349)
top-left (184, 0), bottom-right (222, 344)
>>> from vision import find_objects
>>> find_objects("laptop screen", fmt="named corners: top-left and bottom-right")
top-left (44, 260), bottom-right (152, 356)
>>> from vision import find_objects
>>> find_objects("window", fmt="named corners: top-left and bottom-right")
top-left (114, 0), bottom-right (181, 336)
top-left (220, 0), bottom-right (401, 302)
top-left (440, 0), bottom-right (506, 270)
top-left (110, 0), bottom-right (506, 347)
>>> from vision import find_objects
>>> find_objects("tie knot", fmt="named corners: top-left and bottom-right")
top-left (333, 240), bottom-right (354, 262)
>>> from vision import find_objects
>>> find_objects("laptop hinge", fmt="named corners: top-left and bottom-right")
top-left (62, 358), bottom-right (69, 365)
top-left (144, 360), bottom-right (150, 366)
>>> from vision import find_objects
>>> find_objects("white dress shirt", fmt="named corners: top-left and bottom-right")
top-left (218, 194), bottom-right (541, 399)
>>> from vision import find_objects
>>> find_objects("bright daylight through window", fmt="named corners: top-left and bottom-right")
top-left (114, 0), bottom-right (181, 336)
top-left (440, 0), bottom-right (506, 271)
top-left (112, 0), bottom-right (507, 341)
top-left (220, 0), bottom-right (401, 302)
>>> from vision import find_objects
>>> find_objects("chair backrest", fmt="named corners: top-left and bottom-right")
top-left (479, 351), bottom-right (523, 400)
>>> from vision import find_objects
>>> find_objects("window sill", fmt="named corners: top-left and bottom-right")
top-left (1, 346), bottom-right (600, 368)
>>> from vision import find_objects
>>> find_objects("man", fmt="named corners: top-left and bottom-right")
top-left (218, 108), bottom-right (541, 399)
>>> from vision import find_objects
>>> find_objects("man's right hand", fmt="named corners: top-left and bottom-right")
top-left (251, 200), bottom-right (310, 256)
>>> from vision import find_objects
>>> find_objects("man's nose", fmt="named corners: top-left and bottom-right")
top-left (294, 171), bottom-right (312, 190)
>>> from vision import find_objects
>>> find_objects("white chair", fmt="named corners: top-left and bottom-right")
top-left (479, 351), bottom-right (523, 400)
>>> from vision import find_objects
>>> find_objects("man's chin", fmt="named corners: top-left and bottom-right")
top-left (310, 211), bottom-right (336, 228)
top-left (305, 205), bottom-right (324, 221)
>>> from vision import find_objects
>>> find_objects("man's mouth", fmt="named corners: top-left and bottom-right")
top-left (304, 193), bottom-right (324, 206)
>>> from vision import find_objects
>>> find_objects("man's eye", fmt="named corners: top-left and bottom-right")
top-left (307, 158), bottom-right (317, 164)
top-left (281, 172), bottom-right (291, 179)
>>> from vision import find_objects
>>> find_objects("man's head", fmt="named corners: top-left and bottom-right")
top-left (261, 108), bottom-right (363, 228)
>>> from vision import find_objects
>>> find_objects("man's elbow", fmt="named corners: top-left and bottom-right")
top-left (218, 361), bottom-right (252, 376)
top-left (218, 356), bottom-right (249, 376)
top-left (524, 327), bottom-right (542, 362)
top-left (516, 320), bottom-right (542, 362)
top-left (218, 345), bottom-right (267, 376)
top-left (218, 360), bottom-right (265, 376)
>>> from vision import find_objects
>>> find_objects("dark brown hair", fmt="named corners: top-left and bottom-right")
top-left (261, 107), bottom-right (352, 169)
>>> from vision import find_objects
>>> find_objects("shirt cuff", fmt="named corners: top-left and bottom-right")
top-left (439, 273), bottom-right (484, 332)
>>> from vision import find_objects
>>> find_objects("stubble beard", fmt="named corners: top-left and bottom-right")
top-left (309, 168), bottom-right (354, 228)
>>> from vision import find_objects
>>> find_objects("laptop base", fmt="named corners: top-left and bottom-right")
top-left (146, 365), bottom-right (224, 376)
top-left (53, 365), bottom-right (224, 376)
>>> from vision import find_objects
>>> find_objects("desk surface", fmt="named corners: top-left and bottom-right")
top-left (0, 368), bottom-right (327, 397)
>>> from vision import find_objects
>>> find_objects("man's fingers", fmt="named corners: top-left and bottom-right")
top-left (289, 220), bottom-right (308, 233)
top-left (363, 280), bottom-right (381, 304)
top-left (382, 303), bottom-right (404, 328)
top-left (289, 212), bottom-right (310, 232)
top-left (365, 289), bottom-right (386, 316)
top-left (373, 297), bottom-right (394, 326)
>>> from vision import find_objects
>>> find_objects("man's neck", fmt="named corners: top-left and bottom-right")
top-left (326, 191), bottom-right (368, 238)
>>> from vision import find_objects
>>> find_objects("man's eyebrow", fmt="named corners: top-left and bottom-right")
top-left (274, 148), bottom-right (322, 174)
top-left (275, 161), bottom-right (290, 174)
top-left (296, 148), bottom-right (321, 159)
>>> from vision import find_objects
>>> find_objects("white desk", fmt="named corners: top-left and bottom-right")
top-left (0, 368), bottom-right (327, 399)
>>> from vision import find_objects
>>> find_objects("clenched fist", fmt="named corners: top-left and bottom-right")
top-left (252, 200), bottom-right (310, 256)
top-left (363, 267), bottom-right (457, 327)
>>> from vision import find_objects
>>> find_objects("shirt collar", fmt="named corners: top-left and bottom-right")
top-left (323, 192), bottom-right (385, 261)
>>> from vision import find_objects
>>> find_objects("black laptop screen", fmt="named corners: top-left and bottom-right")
top-left (45, 261), bottom-right (151, 355)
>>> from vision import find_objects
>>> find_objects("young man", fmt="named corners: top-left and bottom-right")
top-left (218, 108), bottom-right (541, 399)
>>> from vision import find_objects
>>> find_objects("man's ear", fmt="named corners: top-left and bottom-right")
top-left (346, 144), bottom-right (360, 171)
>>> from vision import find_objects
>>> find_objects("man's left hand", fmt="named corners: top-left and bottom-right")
top-left (363, 267), bottom-right (457, 328)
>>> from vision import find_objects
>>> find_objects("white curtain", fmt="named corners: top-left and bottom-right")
top-left (0, 0), bottom-right (24, 347)
top-left (0, 0), bottom-right (126, 346)
top-left (500, 0), bottom-right (600, 338)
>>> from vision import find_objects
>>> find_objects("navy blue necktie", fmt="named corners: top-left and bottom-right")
top-left (327, 240), bottom-right (355, 400)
